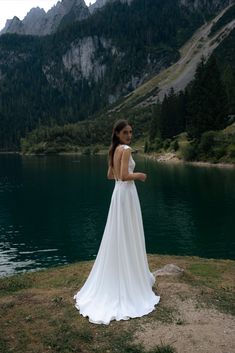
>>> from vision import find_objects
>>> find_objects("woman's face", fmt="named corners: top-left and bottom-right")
top-left (116, 124), bottom-right (132, 144)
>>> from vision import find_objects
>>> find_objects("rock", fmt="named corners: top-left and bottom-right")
top-left (1, 16), bottom-right (25, 35)
top-left (156, 152), bottom-right (177, 161)
top-left (62, 36), bottom-right (108, 82)
top-left (153, 264), bottom-right (184, 276)
top-left (0, 0), bottom-right (90, 36)
top-left (89, 0), bottom-right (133, 15)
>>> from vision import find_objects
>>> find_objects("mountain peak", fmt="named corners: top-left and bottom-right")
top-left (0, 0), bottom-right (89, 36)
top-left (89, 0), bottom-right (133, 14)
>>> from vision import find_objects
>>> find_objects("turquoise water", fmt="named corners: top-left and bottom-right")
top-left (0, 153), bottom-right (234, 277)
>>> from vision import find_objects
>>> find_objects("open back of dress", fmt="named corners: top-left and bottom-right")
top-left (73, 144), bottom-right (160, 324)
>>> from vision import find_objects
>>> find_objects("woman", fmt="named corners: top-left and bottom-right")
top-left (73, 119), bottom-right (160, 325)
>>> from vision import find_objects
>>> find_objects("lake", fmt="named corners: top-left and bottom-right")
top-left (0, 153), bottom-right (234, 277)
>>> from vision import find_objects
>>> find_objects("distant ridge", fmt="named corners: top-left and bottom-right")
top-left (0, 0), bottom-right (90, 36)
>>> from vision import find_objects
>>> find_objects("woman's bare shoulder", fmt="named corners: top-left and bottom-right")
top-left (115, 144), bottom-right (132, 155)
top-left (122, 144), bottom-right (133, 151)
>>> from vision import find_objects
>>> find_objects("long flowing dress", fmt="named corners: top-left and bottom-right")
top-left (73, 144), bottom-right (160, 324)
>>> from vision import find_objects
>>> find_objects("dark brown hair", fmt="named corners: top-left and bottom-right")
top-left (108, 119), bottom-right (131, 168)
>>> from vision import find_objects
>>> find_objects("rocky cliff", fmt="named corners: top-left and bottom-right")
top-left (0, 0), bottom-right (90, 36)
top-left (89, 0), bottom-right (133, 14)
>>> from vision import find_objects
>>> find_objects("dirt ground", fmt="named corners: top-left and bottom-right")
top-left (133, 280), bottom-right (235, 353)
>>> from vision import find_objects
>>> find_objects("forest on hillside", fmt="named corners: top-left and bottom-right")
top-left (0, 0), bottom-right (227, 150)
top-left (20, 51), bottom-right (235, 164)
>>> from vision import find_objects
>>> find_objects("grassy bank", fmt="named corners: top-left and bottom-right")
top-left (0, 254), bottom-right (234, 353)
top-left (144, 123), bottom-right (235, 166)
top-left (18, 120), bottom-right (235, 167)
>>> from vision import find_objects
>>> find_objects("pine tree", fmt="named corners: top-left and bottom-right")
top-left (186, 55), bottom-right (228, 138)
top-left (149, 100), bottom-right (161, 141)
top-left (159, 87), bottom-right (186, 139)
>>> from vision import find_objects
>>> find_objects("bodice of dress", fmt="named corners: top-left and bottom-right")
top-left (115, 144), bottom-right (135, 181)
top-left (122, 144), bottom-right (135, 173)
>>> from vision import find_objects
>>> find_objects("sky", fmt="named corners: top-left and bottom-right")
top-left (0, 0), bottom-right (96, 31)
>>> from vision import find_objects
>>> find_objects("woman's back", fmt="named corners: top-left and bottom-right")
top-left (112, 144), bottom-right (134, 180)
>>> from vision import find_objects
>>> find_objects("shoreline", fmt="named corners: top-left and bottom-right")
top-left (1, 149), bottom-right (235, 168)
top-left (139, 151), bottom-right (235, 169)
top-left (1, 252), bottom-right (234, 279)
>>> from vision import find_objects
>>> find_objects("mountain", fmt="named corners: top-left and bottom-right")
top-left (89, 0), bottom-right (110, 14)
top-left (0, 0), bottom-right (133, 35)
top-left (89, 0), bottom-right (133, 14)
top-left (0, 0), bottom-right (234, 151)
top-left (85, 3), bottom-right (235, 142)
top-left (21, 8), bottom-right (46, 36)
top-left (106, 2), bottom-right (235, 112)
top-left (0, 0), bottom-right (90, 36)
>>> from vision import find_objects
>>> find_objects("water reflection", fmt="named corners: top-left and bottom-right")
top-left (0, 153), bottom-right (234, 277)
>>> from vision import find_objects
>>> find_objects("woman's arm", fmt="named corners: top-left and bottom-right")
top-left (120, 149), bottom-right (143, 181)
top-left (107, 165), bottom-right (115, 179)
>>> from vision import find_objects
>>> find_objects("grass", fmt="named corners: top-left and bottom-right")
top-left (0, 254), bottom-right (234, 353)
top-left (180, 259), bottom-right (235, 315)
top-left (148, 345), bottom-right (177, 353)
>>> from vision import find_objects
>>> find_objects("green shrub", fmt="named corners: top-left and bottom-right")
top-left (148, 144), bottom-right (155, 152)
top-left (30, 142), bottom-right (46, 154)
top-left (92, 146), bottom-right (100, 154)
top-left (20, 138), bottom-right (31, 153)
top-left (170, 140), bottom-right (179, 151)
top-left (212, 145), bottom-right (226, 159)
top-left (154, 137), bottom-right (163, 151)
top-left (45, 146), bottom-right (64, 154)
top-left (144, 140), bottom-right (149, 153)
top-left (181, 143), bottom-right (197, 161)
top-left (82, 147), bottom-right (91, 155)
top-left (199, 131), bottom-right (217, 154)
top-left (163, 138), bottom-right (171, 150)
top-left (227, 144), bottom-right (235, 158)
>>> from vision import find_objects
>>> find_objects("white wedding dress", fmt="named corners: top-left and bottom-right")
top-left (73, 144), bottom-right (160, 324)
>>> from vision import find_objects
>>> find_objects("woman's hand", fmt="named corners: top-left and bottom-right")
top-left (138, 173), bottom-right (147, 182)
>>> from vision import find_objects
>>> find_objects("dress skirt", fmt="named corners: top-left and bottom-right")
top-left (73, 179), bottom-right (160, 325)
